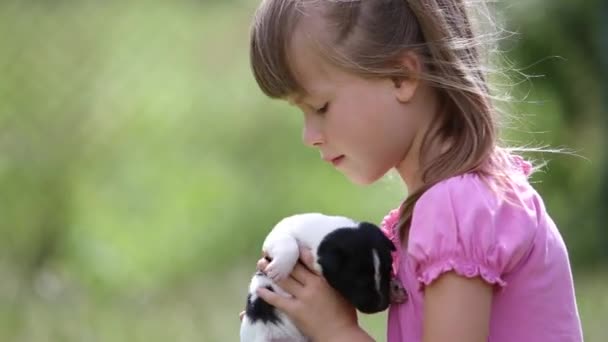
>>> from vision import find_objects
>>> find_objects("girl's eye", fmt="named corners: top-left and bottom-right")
top-left (316, 102), bottom-right (329, 115)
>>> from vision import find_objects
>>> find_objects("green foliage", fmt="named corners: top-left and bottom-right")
top-left (0, 0), bottom-right (604, 341)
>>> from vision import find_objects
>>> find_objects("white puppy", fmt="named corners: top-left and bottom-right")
top-left (240, 213), bottom-right (395, 342)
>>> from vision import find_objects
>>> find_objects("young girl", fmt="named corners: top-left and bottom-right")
top-left (244, 0), bottom-right (584, 341)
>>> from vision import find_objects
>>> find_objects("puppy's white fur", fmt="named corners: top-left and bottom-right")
top-left (241, 213), bottom-right (358, 342)
top-left (262, 213), bottom-right (357, 282)
top-left (240, 273), bottom-right (306, 342)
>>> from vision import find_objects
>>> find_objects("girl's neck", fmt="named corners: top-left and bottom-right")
top-left (396, 141), bottom-right (423, 193)
top-left (395, 89), bottom-right (446, 194)
top-left (397, 131), bottom-right (452, 194)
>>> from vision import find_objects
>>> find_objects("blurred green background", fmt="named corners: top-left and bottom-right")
top-left (0, 0), bottom-right (605, 341)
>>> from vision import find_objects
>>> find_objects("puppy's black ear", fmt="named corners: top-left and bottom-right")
top-left (385, 234), bottom-right (396, 252)
top-left (359, 222), bottom-right (396, 252)
top-left (358, 221), bottom-right (380, 231)
top-left (319, 251), bottom-right (343, 276)
top-left (317, 236), bottom-right (348, 276)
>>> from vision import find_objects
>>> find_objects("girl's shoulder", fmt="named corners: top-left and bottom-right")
top-left (415, 155), bottom-right (541, 222)
top-left (407, 165), bottom-right (543, 287)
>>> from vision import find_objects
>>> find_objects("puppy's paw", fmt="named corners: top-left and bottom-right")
top-left (265, 259), bottom-right (292, 282)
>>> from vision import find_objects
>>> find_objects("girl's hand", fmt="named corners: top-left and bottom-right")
top-left (255, 248), bottom-right (367, 341)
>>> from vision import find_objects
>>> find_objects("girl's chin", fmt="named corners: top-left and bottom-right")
top-left (343, 169), bottom-right (386, 186)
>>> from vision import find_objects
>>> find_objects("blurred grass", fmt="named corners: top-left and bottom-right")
top-left (0, 0), bottom-right (604, 341)
top-left (0, 265), bottom-right (606, 341)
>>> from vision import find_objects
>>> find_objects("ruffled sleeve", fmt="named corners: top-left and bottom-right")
top-left (408, 173), bottom-right (537, 288)
top-left (381, 208), bottom-right (402, 278)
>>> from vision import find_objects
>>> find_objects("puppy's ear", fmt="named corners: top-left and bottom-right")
top-left (359, 222), bottom-right (396, 252)
top-left (317, 239), bottom-right (348, 276)
top-left (358, 221), bottom-right (380, 232)
top-left (384, 234), bottom-right (396, 252)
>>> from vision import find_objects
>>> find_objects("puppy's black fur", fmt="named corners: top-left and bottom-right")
top-left (243, 221), bottom-right (395, 333)
top-left (245, 280), bottom-right (279, 324)
top-left (317, 222), bottom-right (395, 313)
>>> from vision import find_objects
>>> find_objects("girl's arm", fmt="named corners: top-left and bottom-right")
top-left (423, 271), bottom-right (493, 342)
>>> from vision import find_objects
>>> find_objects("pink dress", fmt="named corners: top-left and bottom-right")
top-left (382, 160), bottom-right (583, 341)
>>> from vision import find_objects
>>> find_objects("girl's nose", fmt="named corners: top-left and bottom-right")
top-left (302, 117), bottom-right (324, 147)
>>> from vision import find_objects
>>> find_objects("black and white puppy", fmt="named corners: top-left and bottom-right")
top-left (240, 213), bottom-right (395, 342)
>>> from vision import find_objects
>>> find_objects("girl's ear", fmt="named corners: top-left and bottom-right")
top-left (392, 51), bottom-right (422, 103)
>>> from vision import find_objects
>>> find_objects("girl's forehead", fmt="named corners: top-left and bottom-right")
top-left (286, 25), bottom-right (336, 99)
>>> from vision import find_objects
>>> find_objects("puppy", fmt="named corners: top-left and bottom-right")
top-left (240, 213), bottom-right (395, 342)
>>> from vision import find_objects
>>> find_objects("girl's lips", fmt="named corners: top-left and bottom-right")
top-left (330, 155), bottom-right (345, 166)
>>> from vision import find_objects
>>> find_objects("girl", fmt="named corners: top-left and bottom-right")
top-left (244, 0), bottom-right (584, 341)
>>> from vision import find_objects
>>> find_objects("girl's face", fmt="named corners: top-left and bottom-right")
top-left (287, 29), bottom-right (433, 186)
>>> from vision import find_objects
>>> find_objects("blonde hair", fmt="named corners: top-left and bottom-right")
top-left (250, 0), bottom-right (525, 238)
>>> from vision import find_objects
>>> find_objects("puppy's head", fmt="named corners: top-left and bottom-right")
top-left (317, 222), bottom-right (395, 313)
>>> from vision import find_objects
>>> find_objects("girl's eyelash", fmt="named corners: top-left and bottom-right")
top-left (316, 102), bottom-right (329, 114)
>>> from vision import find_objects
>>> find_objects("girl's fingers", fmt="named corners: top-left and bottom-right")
top-left (239, 311), bottom-right (245, 321)
top-left (289, 262), bottom-right (316, 285)
top-left (277, 274), bottom-right (305, 294)
top-left (299, 247), bottom-right (321, 275)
